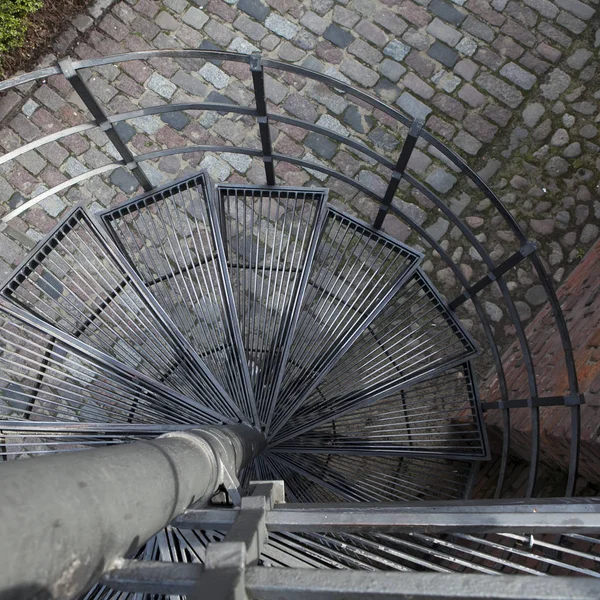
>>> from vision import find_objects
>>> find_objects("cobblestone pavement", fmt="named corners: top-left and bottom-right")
top-left (0, 0), bottom-right (598, 360)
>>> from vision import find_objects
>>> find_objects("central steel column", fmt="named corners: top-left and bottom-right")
top-left (0, 424), bottom-right (265, 600)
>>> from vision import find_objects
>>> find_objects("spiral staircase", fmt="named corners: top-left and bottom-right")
top-left (0, 49), bottom-right (597, 599)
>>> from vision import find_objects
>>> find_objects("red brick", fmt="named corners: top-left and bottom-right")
top-left (480, 240), bottom-right (600, 485)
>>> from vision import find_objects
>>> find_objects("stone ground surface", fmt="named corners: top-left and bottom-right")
top-left (0, 0), bottom-right (598, 369)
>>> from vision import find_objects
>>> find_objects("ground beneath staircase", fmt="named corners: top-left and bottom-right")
top-left (0, 0), bottom-right (598, 356)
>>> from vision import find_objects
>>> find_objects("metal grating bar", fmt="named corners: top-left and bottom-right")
top-left (482, 394), bottom-right (586, 410)
top-left (373, 118), bottom-right (424, 230)
top-left (449, 243), bottom-right (537, 310)
top-left (269, 452), bottom-right (471, 503)
top-left (250, 53), bottom-right (276, 186)
top-left (273, 363), bottom-right (486, 459)
top-left (100, 173), bottom-right (255, 424)
top-left (244, 567), bottom-right (600, 598)
top-left (272, 270), bottom-right (483, 453)
top-left (264, 501), bottom-right (600, 534)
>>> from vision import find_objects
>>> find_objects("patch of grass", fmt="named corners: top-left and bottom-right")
top-left (0, 0), bottom-right (89, 78)
top-left (0, 0), bottom-right (43, 55)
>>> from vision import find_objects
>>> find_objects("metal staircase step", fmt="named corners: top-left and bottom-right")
top-left (216, 184), bottom-right (328, 429)
top-left (99, 172), bottom-right (257, 425)
top-left (272, 362), bottom-right (488, 460)
top-left (0, 299), bottom-right (223, 460)
top-left (0, 206), bottom-right (240, 423)
top-left (263, 452), bottom-right (473, 503)
top-left (268, 206), bottom-right (422, 438)
top-left (270, 270), bottom-right (486, 458)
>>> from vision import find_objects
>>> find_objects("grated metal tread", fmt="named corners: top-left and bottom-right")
top-left (100, 173), bottom-right (256, 424)
top-left (217, 184), bottom-right (328, 428)
top-left (0, 206), bottom-right (237, 421)
top-left (265, 451), bottom-right (473, 503)
top-left (0, 173), bottom-right (526, 593)
top-left (268, 207), bottom-right (422, 438)
top-left (272, 362), bottom-right (487, 460)
top-left (271, 269), bottom-right (485, 454)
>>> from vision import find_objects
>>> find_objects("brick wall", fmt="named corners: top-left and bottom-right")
top-left (481, 238), bottom-right (600, 487)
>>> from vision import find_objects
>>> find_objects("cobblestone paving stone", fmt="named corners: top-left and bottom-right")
top-left (0, 0), bottom-right (598, 363)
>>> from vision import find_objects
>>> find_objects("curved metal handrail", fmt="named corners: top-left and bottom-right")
top-left (0, 49), bottom-right (581, 498)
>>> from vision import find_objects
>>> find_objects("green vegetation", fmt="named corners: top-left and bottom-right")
top-left (0, 0), bottom-right (43, 55)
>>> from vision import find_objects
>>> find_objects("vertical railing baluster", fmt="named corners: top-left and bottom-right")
top-left (373, 118), bottom-right (424, 230)
top-left (58, 58), bottom-right (153, 192)
top-left (250, 52), bottom-right (275, 186)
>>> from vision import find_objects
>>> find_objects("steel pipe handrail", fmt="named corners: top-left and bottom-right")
top-left (0, 424), bottom-right (265, 600)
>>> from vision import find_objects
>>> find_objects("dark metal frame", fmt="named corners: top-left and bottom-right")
top-left (175, 497), bottom-right (600, 535)
top-left (104, 565), bottom-right (600, 600)
top-left (0, 49), bottom-right (586, 598)
top-left (100, 482), bottom-right (600, 598)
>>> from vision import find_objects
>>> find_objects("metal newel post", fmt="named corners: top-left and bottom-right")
top-left (58, 57), bottom-right (153, 192)
top-left (250, 53), bottom-right (276, 186)
top-left (0, 424), bottom-right (265, 600)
